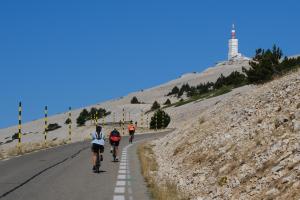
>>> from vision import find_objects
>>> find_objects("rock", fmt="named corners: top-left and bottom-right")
top-left (295, 111), bottom-right (300, 120)
top-left (265, 188), bottom-right (280, 196)
top-left (293, 120), bottom-right (300, 132)
top-left (272, 165), bottom-right (284, 173)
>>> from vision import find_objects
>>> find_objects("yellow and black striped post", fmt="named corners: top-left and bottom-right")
top-left (140, 110), bottom-right (144, 130)
top-left (44, 106), bottom-right (48, 145)
top-left (102, 115), bottom-right (105, 127)
top-left (95, 111), bottom-right (98, 125)
top-left (162, 111), bottom-right (165, 129)
top-left (122, 108), bottom-right (125, 135)
top-left (68, 107), bottom-right (72, 142)
top-left (18, 102), bottom-right (22, 146)
top-left (146, 114), bottom-right (149, 129)
top-left (155, 114), bottom-right (158, 131)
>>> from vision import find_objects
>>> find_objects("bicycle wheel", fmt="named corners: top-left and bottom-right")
top-left (112, 144), bottom-right (116, 162)
top-left (95, 153), bottom-right (101, 173)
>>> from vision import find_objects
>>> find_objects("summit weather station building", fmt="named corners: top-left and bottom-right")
top-left (228, 24), bottom-right (244, 61)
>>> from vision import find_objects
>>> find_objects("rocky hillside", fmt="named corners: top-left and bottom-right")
top-left (152, 69), bottom-right (300, 200)
top-left (0, 60), bottom-right (249, 151)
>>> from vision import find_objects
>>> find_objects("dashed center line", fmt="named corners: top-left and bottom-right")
top-left (113, 144), bottom-right (134, 200)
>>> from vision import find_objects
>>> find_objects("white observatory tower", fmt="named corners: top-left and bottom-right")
top-left (228, 24), bottom-right (242, 60)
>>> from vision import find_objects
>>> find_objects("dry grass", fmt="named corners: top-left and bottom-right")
top-left (137, 142), bottom-right (188, 200)
top-left (5, 139), bottom-right (68, 158)
top-left (0, 149), bottom-right (6, 159)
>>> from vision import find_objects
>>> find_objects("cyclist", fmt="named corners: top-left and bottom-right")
top-left (109, 128), bottom-right (121, 161)
top-left (128, 121), bottom-right (136, 144)
top-left (91, 125), bottom-right (105, 172)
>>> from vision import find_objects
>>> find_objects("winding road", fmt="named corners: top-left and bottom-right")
top-left (0, 130), bottom-right (171, 200)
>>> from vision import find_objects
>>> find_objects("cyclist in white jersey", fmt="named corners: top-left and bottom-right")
top-left (91, 125), bottom-right (105, 171)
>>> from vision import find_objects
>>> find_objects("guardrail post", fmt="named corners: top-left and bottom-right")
top-left (18, 102), bottom-right (22, 147)
top-left (44, 106), bottom-right (48, 145)
top-left (68, 107), bottom-right (72, 142)
top-left (122, 108), bottom-right (125, 135)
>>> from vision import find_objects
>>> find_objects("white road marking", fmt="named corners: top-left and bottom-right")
top-left (120, 166), bottom-right (126, 170)
top-left (113, 195), bottom-right (125, 200)
top-left (116, 180), bottom-right (126, 186)
top-left (114, 187), bottom-right (125, 194)
top-left (117, 174), bottom-right (126, 180)
top-left (113, 143), bottom-right (135, 200)
top-left (118, 170), bottom-right (127, 174)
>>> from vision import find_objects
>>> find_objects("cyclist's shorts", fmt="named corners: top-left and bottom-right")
top-left (91, 143), bottom-right (104, 153)
top-left (129, 130), bottom-right (135, 135)
top-left (110, 140), bottom-right (120, 147)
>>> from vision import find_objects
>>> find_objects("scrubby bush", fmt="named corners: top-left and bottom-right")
top-left (243, 45), bottom-right (300, 84)
top-left (164, 99), bottom-right (171, 105)
top-left (76, 114), bottom-right (86, 126)
top-left (89, 107), bottom-right (98, 119)
top-left (151, 101), bottom-right (161, 110)
top-left (178, 84), bottom-right (191, 97)
top-left (131, 96), bottom-right (140, 104)
top-left (76, 109), bottom-right (89, 126)
top-left (96, 108), bottom-right (110, 118)
top-left (150, 109), bottom-right (171, 129)
top-left (46, 123), bottom-right (62, 132)
top-left (167, 86), bottom-right (180, 96)
top-left (65, 118), bottom-right (71, 125)
top-left (214, 71), bottom-right (247, 89)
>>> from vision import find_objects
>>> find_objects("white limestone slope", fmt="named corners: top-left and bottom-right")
top-left (0, 59), bottom-right (250, 152)
top-left (152, 69), bottom-right (300, 200)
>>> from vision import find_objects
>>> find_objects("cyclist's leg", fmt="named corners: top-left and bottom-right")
top-left (91, 144), bottom-right (97, 168)
top-left (115, 141), bottom-right (120, 159)
top-left (99, 145), bottom-right (104, 161)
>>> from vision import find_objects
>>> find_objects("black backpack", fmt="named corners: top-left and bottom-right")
top-left (95, 132), bottom-right (102, 140)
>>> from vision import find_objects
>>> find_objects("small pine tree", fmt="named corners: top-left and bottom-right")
top-left (131, 96), bottom-right (140, 104)
top-left (151, 101), bottom-right (161, 110)
top-left (167, 86), bottom-right (180, 96)
top-left (89, 107), bottom-right (98, 119)
top-left (164, 99), bottom-right (171, 105)
top-left (76, 109), bottom-right (89, 126)
top-left (150, 109), bottom-right (171, 129)
top-left (65, 118), bottom-right (71, 124)
top-left (76, 115), bottom-right (86, 126)
top-left (81, 109), bottom-right (89, 119)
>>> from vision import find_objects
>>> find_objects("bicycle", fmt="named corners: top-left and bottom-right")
top-left (112, 143), bottom-right (118, 162)
top-left (129, 133), bottom-right (134, 144)
top-left (94, 151), bottom-right (101, 173)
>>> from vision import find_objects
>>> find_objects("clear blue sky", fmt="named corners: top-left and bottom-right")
top-left (0, 0), bottom-right (299, 128)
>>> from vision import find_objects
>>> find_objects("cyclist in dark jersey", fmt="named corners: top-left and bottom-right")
top-left (109, 128), bottom-right (121, 161)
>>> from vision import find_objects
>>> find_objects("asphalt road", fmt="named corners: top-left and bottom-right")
top-left (0, 130), bottom-right (172, 200)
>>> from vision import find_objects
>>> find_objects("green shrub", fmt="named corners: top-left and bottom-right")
top-left (76, 109), bottom-right (89, 126)
top-left (150, 110), bottom-right (171, 129)
top-left (89, 107), bottom-right (98, 119)
top-left (76, 114), bottom-right (86, 126)
top-left (242, 45), bottom-right (300, 84)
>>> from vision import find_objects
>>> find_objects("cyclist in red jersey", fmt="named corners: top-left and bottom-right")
top-left (109, 128), bottom-right (121, 161)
